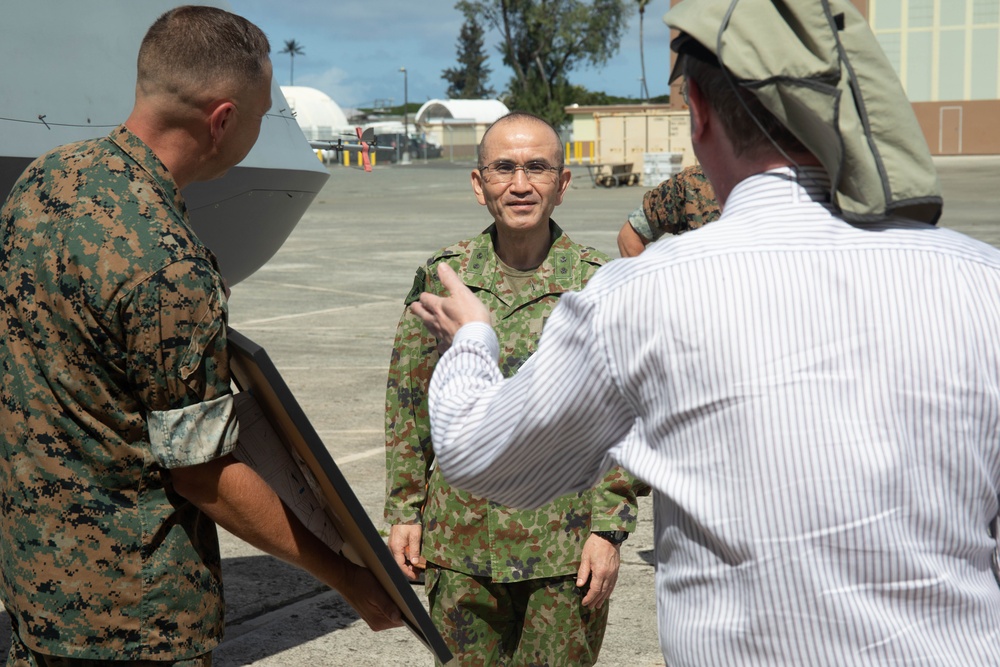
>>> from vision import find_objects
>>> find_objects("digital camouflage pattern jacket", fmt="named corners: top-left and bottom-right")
top-left (385, 222), bottom-right (642, 582)
top-left (627, 165), bottom-right (721, 241)
top-left (0, 126), bottom-right (234, 660)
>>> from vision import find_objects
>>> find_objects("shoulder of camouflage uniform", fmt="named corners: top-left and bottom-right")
top-left (553, 229), bottom-right (610, 270)
top-left (675, 164), bottom-right (706, 182)
top-left (678, 164), bottom-right (721, 222)
top-left (402, 235), bottom-right (481, 306)
top-left (677, 164), bottom-right (717, 200)
top-left (574, 243), bottom-right (610, 269)
top-left (7, 137), bottom-right (96, 201)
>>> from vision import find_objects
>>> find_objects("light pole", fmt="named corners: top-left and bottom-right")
top-left (399, 67), bottom-right (410, 163)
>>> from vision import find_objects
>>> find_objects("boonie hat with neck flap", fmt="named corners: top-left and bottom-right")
top-left (664, 0), bottom-right (942, 225)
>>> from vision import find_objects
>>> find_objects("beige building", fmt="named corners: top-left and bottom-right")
top-left (414, 99), bottom-right (510, 160)
top-left (571, 1), bottom-right (999, 167)
top-left (564, 104), bottom-right (696, 185)
top-left (663, 0), bottom-right (1000, 156)
top-left (860, 0), bottom-right (1000, 155)
top-left (565, 104), bottom-right (694, 162)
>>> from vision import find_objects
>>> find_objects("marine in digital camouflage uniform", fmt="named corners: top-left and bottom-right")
top-left (616, 164), bottom-right (721, 257)
top-left (0, 124), bottom-right (235, 663)
top-left (385, 223), bottom-right (637, 665)
top-left (1, 8), bottom-right (400, 665)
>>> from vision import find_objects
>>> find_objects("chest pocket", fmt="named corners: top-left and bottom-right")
top-left (496, 299), bottom-right (554, 378)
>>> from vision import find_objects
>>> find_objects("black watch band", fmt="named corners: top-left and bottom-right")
top-left (592, 530), bottom-right (628, 545)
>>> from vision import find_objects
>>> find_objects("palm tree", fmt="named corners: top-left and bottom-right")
top-left (279, 39), bottom-right (305, 86)
top-left (637, 0), bottom-right (651, 101)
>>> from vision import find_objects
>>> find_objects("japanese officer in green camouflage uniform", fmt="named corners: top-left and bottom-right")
top-left (385, 112), bottom-right (643, 666)
top-left (0, 7), bottom-right (399, 665)
top-left (616, 164), bottom-right (720, 257)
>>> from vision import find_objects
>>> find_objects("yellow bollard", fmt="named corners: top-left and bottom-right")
top-left (574, 142), bottom-right (582, 163)
top-left (565, 142), bottom-right (571, 164)
top-left (371, 151), bottom-right (376, 167)
top-left (342, 150), bottom-right (349, 167)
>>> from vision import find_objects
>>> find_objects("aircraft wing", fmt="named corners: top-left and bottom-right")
top-left (0, 0), bottom-right (328, 286)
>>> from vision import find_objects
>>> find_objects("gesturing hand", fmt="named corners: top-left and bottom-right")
top-left (410, 263), bottom-right (490, 351)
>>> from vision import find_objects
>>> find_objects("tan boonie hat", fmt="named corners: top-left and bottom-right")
top-left (664, 0), bottom-right (942, 225)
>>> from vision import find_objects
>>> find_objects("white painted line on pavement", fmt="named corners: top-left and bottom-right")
top-left (335, 446), bottom-right (385, 464)
top-left (232, 299), bottom-right (394, 327)
top-left (258, 281), bottom-right (397, 300)
top-left (242, 366), bottom-right (387, 371)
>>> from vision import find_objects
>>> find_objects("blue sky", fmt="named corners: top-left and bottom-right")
top-left (229, 0), bottom-right (676, 110)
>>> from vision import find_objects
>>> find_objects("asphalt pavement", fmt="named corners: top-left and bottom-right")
top-left (1, 155), bottom-right (997, 666)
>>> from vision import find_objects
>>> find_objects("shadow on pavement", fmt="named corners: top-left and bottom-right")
top-left (223, 554), bottom-right (332, 626)
top-left (216, 554), bottom-right (362, 665)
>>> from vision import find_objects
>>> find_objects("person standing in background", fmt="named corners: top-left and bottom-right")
top-left (385, 112), bottom-right (643, 666)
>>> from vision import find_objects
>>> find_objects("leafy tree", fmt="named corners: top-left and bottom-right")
top-left (442, 15), bottom-right (495, 98)
top-left (563, 84), bottom-right (668, 107)
top-left (279, 39), bottom-right (305, 86)
top-left (458, 0), bottom-right (629, 126)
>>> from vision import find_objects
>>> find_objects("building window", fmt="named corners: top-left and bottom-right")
top-left (939, 29), bottom-right (966, 100)
top-left (974, 0), bottom-right (1000, 22)
top-left (940, 1), bottom-right (968, 26)
top-left (870, 0), bottom-right (1000, 102)
top-left (874, 0), bottom-right (903, 29)
top-left (909, 0), bottom-right (934, 27)
top-left (906, 31), bottom-right (933, 100)
top-left (972, 27), bottom-right (999, 98)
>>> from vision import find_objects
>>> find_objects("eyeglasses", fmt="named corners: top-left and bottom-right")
top-left (478, 160), bottom-right (562, 183)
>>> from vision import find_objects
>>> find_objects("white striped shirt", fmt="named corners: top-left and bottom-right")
top-left (428, 168), bottom-right (1000, 665)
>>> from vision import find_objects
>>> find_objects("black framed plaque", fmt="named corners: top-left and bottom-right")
top-left (227, 327), bottom-right (451, 663)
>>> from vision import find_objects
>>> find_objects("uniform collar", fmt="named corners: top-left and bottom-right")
top-left (462, 220), bottom-right (583, 307)
top-left (108, 124), bottom-right (187, 216)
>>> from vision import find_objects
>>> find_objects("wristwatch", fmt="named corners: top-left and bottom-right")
top-left (592, 530), bottom-right (628, 545)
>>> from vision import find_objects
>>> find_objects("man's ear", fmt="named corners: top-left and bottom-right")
top-left (208, 100), bottom-right (237, 146)
top-left (470, 168), bottom-right (487, 206)
top-left (554, 166), bottom-right (572, 205)
top-left (687, 78), bottom-right (708, 143)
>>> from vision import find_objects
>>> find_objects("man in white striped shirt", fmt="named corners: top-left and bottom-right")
top-left (412, 0), bottom-right (1000, 664)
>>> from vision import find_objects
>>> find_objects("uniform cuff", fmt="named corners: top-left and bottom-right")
top-left (148, 394), bottom-right (239, 468)
top-left (627, 206), bottom-right (653, 239)
top-left (452, 321), bottom-right (499, 361)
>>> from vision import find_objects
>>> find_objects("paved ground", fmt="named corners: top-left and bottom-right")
top-left (1, 156), bottom-right (996, 665)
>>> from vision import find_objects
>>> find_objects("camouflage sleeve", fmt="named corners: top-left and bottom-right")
top-left (626, 203), bottom-right (654, 241)
top-left (642, 174), bottom-right (689, 241)
top-left (384, 265), bottom-right (440, 524)
top-left (589, 467), bottom-right (646, 533)
top-left (626, 174), bottom-right (689, 242)
top-left (642, 166), bottom-right (721, 242)
top-left (121, 258), bottom-right (236, 468)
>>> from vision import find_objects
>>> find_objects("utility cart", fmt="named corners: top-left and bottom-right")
top-left (585, 162), bottom-right (640, 188)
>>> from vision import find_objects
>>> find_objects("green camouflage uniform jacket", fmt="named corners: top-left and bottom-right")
top-left (627, 165), bottom-right (721, 241)
top-left (385, 222), bottom-right (640, 582)
top-left (0, 126), bottom-right (238, 660)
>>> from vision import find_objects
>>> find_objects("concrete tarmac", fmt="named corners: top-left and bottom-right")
top-left (1, 156), bottom-right (997, 665)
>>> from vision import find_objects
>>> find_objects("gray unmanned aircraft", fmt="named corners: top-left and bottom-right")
top-left (0, 0), bottom-right (329, 286)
